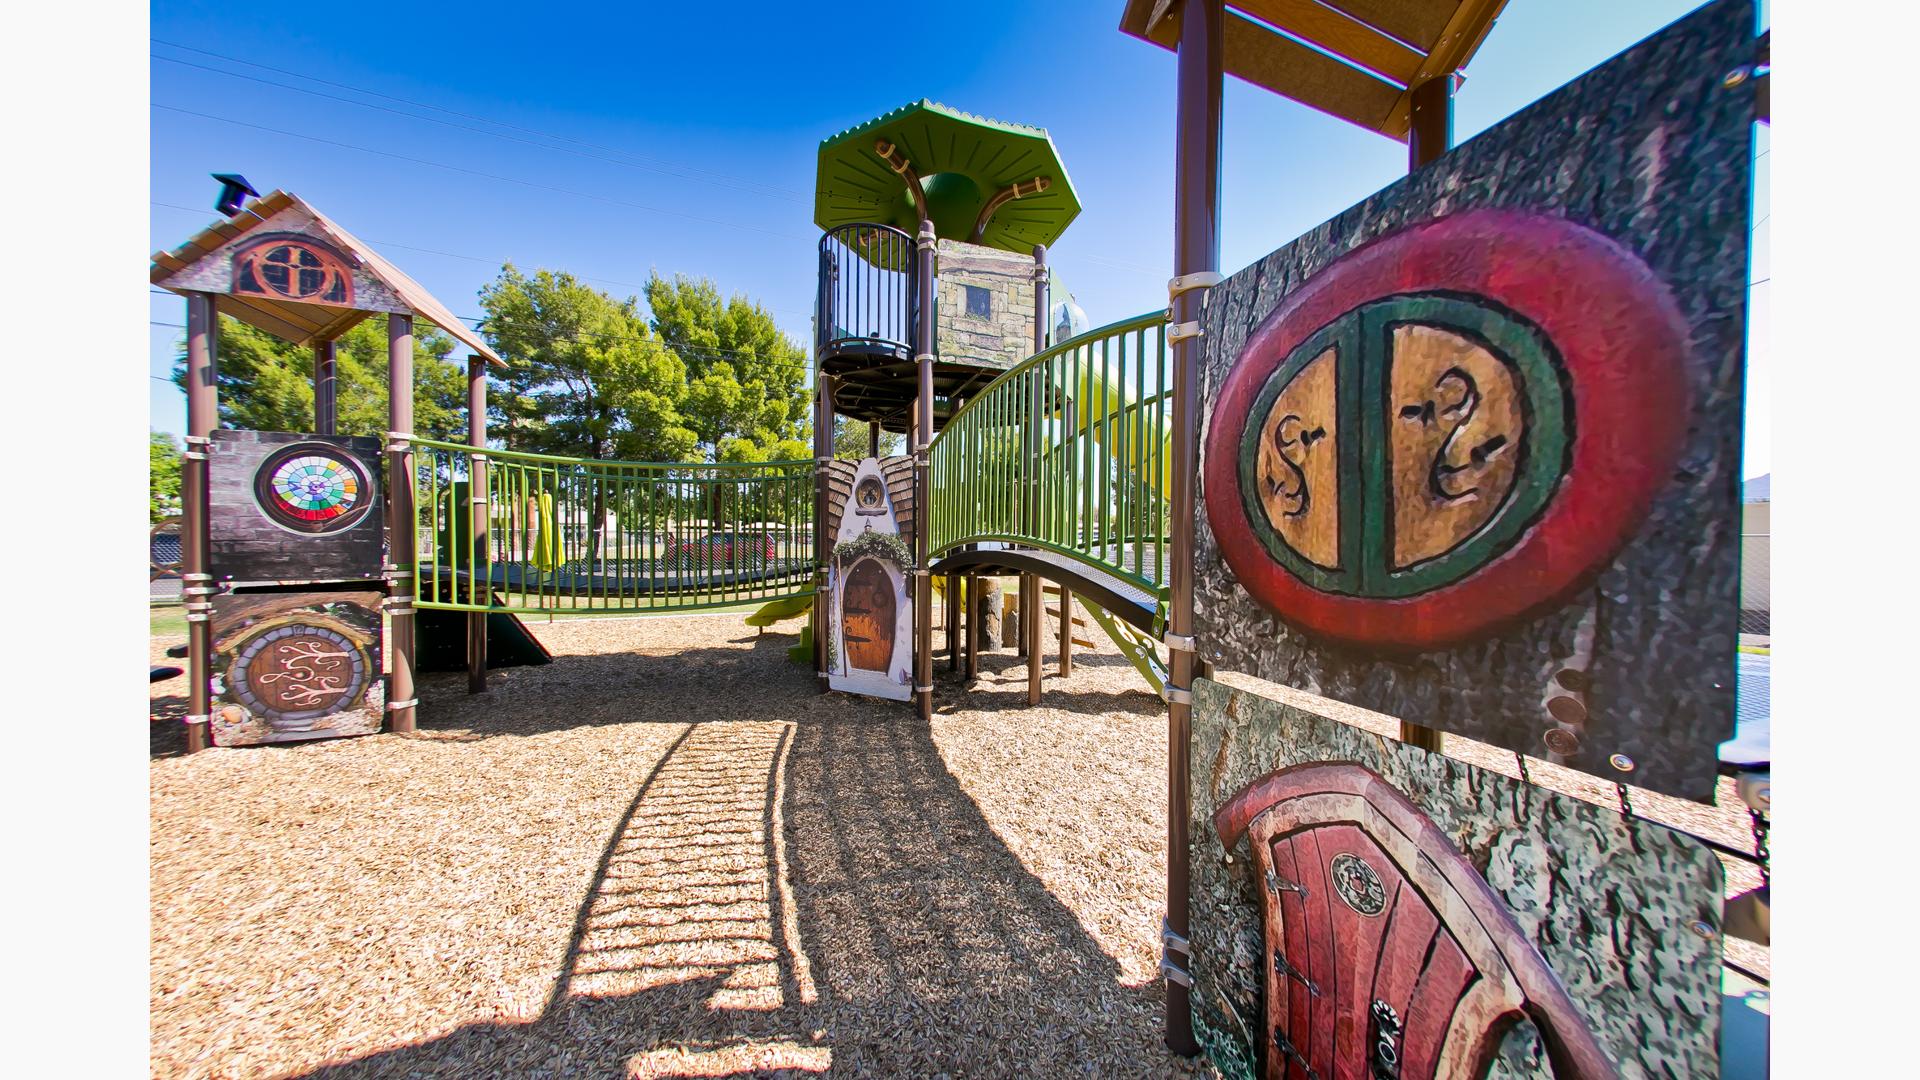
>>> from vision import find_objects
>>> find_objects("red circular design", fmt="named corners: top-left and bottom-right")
top-left (1204, 210), bottom-right (1692, 651)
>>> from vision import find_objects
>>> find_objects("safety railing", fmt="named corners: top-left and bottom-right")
top-left (817, 222), bottom-right (917, 361)
top-left (927, 310), bottom-right (1172, 598)
top-left (408, 438), bottom-right (816, 614)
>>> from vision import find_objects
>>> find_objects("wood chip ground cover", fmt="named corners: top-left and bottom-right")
top-left (151, 611), bottom-right (1764, 1078)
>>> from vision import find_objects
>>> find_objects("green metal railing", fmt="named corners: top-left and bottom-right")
top-left (408, 438), bottom-right (816, 614)
top-left (927, 310), bottom-right (1173, 598)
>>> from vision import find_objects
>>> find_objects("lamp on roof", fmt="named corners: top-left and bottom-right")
top-left (211, 173), bottom-right (260, 217)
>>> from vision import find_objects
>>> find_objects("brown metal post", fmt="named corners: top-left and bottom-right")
top-left (1059, 588), bottom-right (1073, 676)
top-left (1163, 0), bottom-right (1222, 1055)
top-left (1027, 244), bottom-right (1049, 705)
top-left (946, 571), bottom-right (959, 669)
top-left (313, 339), bottom-right (337, 435)
top-left (965, 575), bottom-right (981, 679)
top-left (868, 420), bottom-right (881, 458)
top-left (814, 374), bottom-right (834, 692)
top-left (913, 219), bottom-right (936, 721)
top-left (1398, 74), bottom-right (1455, 755)
top-left (466, 355), bottom-right (488, 695)
top-left (181, 292), bottom-right (218, 754)
top-left (387, 314), bottom-right (418, 733)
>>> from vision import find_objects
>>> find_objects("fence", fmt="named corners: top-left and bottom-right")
top-left (408, 438), bottom-right (816, 615)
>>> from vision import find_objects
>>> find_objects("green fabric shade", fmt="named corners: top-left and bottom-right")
top-left (815, 100), bottom-right (1081, 254)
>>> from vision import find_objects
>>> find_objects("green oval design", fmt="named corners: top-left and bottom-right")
top-left (1236, 292), bottom-right (1570, 599)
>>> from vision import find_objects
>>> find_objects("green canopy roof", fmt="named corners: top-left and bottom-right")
top-left (815, 100), bottom-right (1081, 254)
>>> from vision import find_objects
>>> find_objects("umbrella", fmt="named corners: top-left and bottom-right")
top-left (815, 100), bottom-right (1081, 258)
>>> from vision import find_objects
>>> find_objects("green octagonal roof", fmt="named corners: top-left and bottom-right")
top-left (815, 100), bottom-right (1081, 254)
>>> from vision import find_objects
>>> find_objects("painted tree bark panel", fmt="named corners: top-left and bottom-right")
top-left (1188, 677), bottom-right (1724, 1080)
top-left (1193, 0), bottom-right (1756, 800)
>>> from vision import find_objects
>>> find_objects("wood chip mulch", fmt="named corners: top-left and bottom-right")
top-left (151, 613), bottom-right (1205, 1079)
top-left (151, 610), bottom-right (1765, 1079)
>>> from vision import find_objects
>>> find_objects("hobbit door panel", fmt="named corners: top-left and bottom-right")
top-left (1217, 764), bottom-right (1615, 1080)
top-left (843, 559), bottom-right (897, 673)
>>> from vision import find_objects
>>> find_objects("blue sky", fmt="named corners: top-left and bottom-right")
top-left (149, 0), bottom-right (1768, 476)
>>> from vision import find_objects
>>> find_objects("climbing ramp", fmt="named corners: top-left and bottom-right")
top-left (927, 311), bottom-right (1174, 686)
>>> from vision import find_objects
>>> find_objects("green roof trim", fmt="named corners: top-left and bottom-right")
top-left (815, 100), bottom-right (1082, 254)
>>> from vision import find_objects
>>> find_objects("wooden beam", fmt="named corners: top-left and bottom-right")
top-left (1232, 0), bottom-right (1426, 84)
top-left (1381, 0), bottom-right (1510, 135)
top-left (1321, 0), bottom-right (1456, 51)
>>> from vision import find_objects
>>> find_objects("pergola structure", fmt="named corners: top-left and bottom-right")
top-left (1116, 0), bottom-right (1509, 1054)
top-left (151, 188), bottom-right (505, 752)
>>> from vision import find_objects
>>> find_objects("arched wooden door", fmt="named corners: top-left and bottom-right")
top-left (1214, 764), bottom-right (1615, 1080)
top-left (842, 558), bottom-right (896, 673)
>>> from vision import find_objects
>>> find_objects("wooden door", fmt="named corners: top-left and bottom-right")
top-left (842, 559), bottom-right (896, 673)
top-left (1214, 764), bottom-right (1615, 1080)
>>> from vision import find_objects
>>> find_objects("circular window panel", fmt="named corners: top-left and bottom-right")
top-left (1205, 210), bottom-right (1691, 651)
top-left (228, 620), bottom-right (373, 727)
top-left (252, 443), bottom-right (374, 535)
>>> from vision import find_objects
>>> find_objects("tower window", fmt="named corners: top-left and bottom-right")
top-left (964, 285), bottom-right (992, 319)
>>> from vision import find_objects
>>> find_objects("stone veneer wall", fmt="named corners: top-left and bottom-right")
top-left (934, 239), bottom-right (1037, 371)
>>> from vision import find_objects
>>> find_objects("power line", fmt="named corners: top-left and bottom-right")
top-left (151, 38), bottom-right (812, 202)
top-left (152, 103), bottom-right (813, 243)
top-left (151, 52), bottom-right (807, 205)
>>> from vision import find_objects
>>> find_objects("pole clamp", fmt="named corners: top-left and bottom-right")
top-left (385, 698), bottom-right (419, 712)
top-left (914, 353), bottom-right (937, 364)
top-left (1163, 632), bottom-right (1196, 654)
top-left (469, 497), bottom-right (490, 506)
top-left (1167, 321), bottom-right (1204, 345)
top-left (815, 455), bottom-right (834, 465)
top-left (914, 684), bottom-right (934, 694)
top-left (1162, 917), bottom-right (1190, 957)
top-left (1159, 953), bottom-right (1193, 989)
top-left (182, 435), bottom-right (212, 447)
top-left (186, 611), bottom-right (211, 623)
top-left (182, 573), bottom-right (212, 583)
top-left (182, 585), bottom-right (218, 598)
top-left (182, 450), bottom-right (209, 462)
top-left (1163, 684), bottom-right (1194, 705)
top-left (468, 453), bottom-right (488, 463)
top-left (183, 714), bottom-right (210, 727)
top-left (1168, 271), bottom-right (1224, 299)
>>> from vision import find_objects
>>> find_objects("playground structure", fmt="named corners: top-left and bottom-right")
top-left (151, 1), bottom-right (1770, 1075)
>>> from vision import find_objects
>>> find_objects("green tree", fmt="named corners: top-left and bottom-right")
top-left (170, 315), bottom-right (468, 439)
top-left (480, 265), bottom-right (697, 463)
top-left (833, 417), bottom-right (904, 460)
top-left (645, 273), bottom-right (810, 459)
top-left (150, 431), bottom-right (182, 523)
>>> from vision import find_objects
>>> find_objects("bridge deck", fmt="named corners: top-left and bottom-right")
top-left (929, 542), bottom-right (1164, 635)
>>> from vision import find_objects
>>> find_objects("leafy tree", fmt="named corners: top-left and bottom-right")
top-left (645, 273), bottom-right (810, 459)
top-left (480, 265), bottom-right (697, 463)
top-left (170, 315), bottom-right (468, 439)
top-left (833, 417), bottom-right (904, 460)
top-left (150, 431), bottom-right (182, 523)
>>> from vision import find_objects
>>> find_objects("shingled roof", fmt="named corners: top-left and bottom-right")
top-left (151, 189), bottom-right (504, 366)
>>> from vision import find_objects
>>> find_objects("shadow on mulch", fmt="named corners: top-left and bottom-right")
top-left (287, 635), bottom-right (1181, 1077)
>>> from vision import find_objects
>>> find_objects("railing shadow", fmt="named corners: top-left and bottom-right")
top-left (284, 629), bottom-right (1179, 1077)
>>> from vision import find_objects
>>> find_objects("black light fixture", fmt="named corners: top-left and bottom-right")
top-left (212, 173), bottom-right (260, 216)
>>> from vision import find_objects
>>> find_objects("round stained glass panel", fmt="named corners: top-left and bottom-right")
top-left (253, 443), bottom-right (374, 534)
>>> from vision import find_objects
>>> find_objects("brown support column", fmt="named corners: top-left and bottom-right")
top-left (913, 219), bottom-right (936, 721)
top-left (181, 292), bottom-right (218, 754)
top-left (813, 374), bottom-right (834, 692)
top-left (965, 575), bottom-right (981, 679)
top-left (1163, 0), bottom-right (1222, 1055)
top-left (466, 355), bottom-right (488, 695)
top-left (1059, 588), bottom-right (1073, 677)
top-left (868, 420), bottom-right (881, 458)
top-left (387, 314), bottom-right (418, 733)
top-left (946, 571), bottom-right (959, 669)
top-left (1027, 244), bottom-right (1049, 706)
top-left (1398, 74), bottom-right (1455, 755)
top-left (313, 339), bottom-right (337, 435)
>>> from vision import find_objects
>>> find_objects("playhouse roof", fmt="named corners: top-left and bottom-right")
top-left (150, 190), bottom-right (505, 366)
top-left (815, 100), bottom-right (1081, 253)
top-left (1118, 0), bottom-right (1511, 140)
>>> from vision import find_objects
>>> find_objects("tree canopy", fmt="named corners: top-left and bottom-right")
top-left (150, 431), bottom-right (181, 524)
top-left (477, 267), bottom-right (810, 465)
top-left (171, 315), bottom-right (468, 440)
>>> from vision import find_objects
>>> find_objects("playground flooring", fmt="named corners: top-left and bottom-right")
top-left (150, 612), bottom-right (1199, 1079)
top-left (149, 612), bottom-right (1765, 1078)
